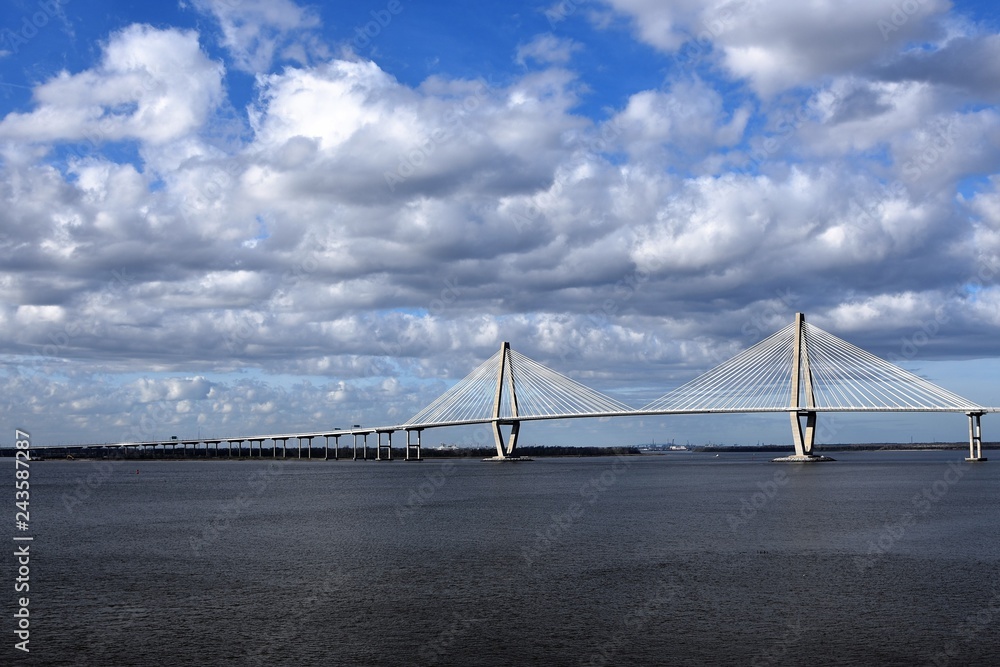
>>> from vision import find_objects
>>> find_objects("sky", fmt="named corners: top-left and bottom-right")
top-left (2, 0), bottom-right (1000, 448)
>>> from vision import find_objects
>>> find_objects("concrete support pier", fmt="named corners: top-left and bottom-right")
top-left (967, 411), bottom-right (988, 461)
top-left (489, 420), bottom-right (522, 460)
top-left (297, 436), bottom-right (313, 459)
top-left (772, 453), bottom-right (836, 462)
top-left (486, 421), bottom-right (531, 461)
top-left (486, 342), bottom-right (530, 461)
top-left (376, 431), bottom-right (393, 461)
top-left (405, 429), bottom-right (423, 461)
top-left (352, 432), bottom-right (369, 460)
top-left (777, 410), bottom-right (833, 461)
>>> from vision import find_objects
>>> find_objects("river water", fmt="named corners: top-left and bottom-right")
top-left (10, 451), bottom-right (1000, 666)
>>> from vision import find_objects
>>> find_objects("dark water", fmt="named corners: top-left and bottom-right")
top-left (8, 451), bottom-right (1000, 666)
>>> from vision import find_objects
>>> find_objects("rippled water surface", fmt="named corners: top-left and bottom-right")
top-left (14, 451), bottom-right (1000, 665)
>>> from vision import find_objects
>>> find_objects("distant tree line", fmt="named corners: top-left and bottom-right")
top-left (1, 444), bottom-right (643, 459)
top-left (695, 442), bottom-right (994, 452)
top-left (421, 445), bottom-right (641, 458)
top-left (9, 442), bottom-right (988, 458)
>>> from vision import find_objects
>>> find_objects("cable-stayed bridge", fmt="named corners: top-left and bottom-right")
top-left (72, 314), bottom-right (996, 462)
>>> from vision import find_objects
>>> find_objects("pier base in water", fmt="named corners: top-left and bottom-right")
top-left (771, 454), bottom-right (836, 463)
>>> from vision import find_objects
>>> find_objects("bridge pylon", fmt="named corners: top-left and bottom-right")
top-left (490, 342), bottom-right (525, 460)
top-left (967, 411), bottom-right (987, 462)
top-left (780, 313), bottom-right (834, 462)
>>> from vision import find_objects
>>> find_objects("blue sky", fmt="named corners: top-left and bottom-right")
top-left (2, 0), bottom-right (1000, 447)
